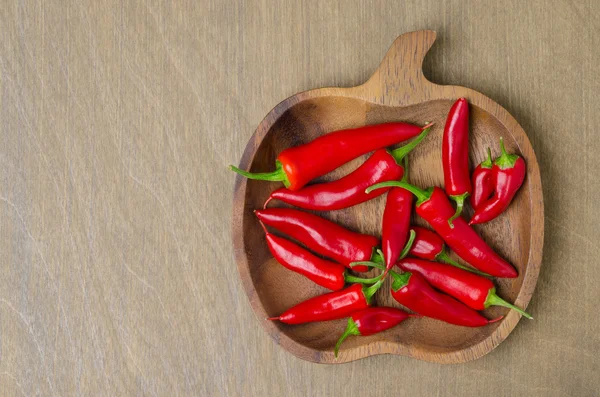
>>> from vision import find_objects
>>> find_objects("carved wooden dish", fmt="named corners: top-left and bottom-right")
top-left (231, 30), bottom-right (543, 364)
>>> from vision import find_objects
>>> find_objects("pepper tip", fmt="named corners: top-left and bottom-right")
top-left (263, 196), bottom-right (273, 209)
top-left (258, 220), bottom-right (268, 234)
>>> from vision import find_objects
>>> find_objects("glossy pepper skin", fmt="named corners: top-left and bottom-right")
top-left (230, 122), bottom-right (425, 191)
top-left (255, 208), bottom-right (378, 272)
top-left (442, 98), bottom-right (472, 226)
top-left (470, 138), bottom-right (526, 225)
top-left (389, 271), bottom-right (499, 327)
top-left (268, 281), bottom-right (383, 324)
top-left (367, 182), bottom-right (517, 278)
top-left (409, 226), bottom-right (487, 275)
top-left (264, 127), bottom-right (431, 211)
top-left (409, 226), bottom-right (442, 260)
top-left (334, 307), bottom-right (414, 357)
top-left (381, 159), bottom-right (413, 275)
top-left (470, 148), bottom-right (494, 210)
top-left (264, 230), bottom-right (385, 291)
top-left (397, 258), bottom-right (532, 319)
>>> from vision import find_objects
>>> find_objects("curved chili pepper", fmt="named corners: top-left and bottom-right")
top-left (334, 307), bottom-right (415, 357)
top-left (389, 270), bottom-right (500, 327)
top-left (230, 122), bottom-right (426, 191)
top-left (409, 226), bottom-right (487, 275)
top-left (367, 182), bottom-right (517, 278)
top-left (264, 229), bottom-right (384, 291)
top-left (470, 137), bottom-right (526, 225)
top-left (442, 98), bottom-right (471, 227)
top-left (264, 127), bottom-right (431, 210)
top-left (470, 148), bottom-right (494, 210)
top-left (397, 258), bottom-right (532, 319)
top-left (255, 208), bottom-right (380, 272)
top-left (381, 158), bottom-right (412, 276)
top-left (268, 281), bottom-right (383, 324)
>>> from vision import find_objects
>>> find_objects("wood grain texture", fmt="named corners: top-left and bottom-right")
top-left (232, 31), bottom-right (543, 364)
top-left (1, 0), bottom-right (599, 396)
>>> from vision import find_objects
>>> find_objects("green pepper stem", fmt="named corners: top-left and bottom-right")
top-left (399, 230), bottom-right (416, 260)
top-left (362, 279), bottom-right (384, 304)
top-left (334, 318), bottom-right (360, 358)
top-left (350, 261), bottom-right (386, 270)
top-left (401, 156), bottom-right (409, 183)
top-left (389, 126), bottom-right (431, 164)
top-left (344, 273), bottom-right (383, 284)
top-left (369, 249), bottom-right (384, 265)
top-left (390, 271), bottom-right (411, 292)
top-left (485, 289), bottom-right (533, 319)
top-left (366, 181), bottom-right (429, 204)
top-left (229, 160), bottom-right (291, 187)
top-left (436, 249), bottom-right (490, 276)
top-left (482, 147), bottom-right (493, 168)
top-left (494, 137), bottom-right (519, 169)
top-left (448, 192), bottom-right (469, 228)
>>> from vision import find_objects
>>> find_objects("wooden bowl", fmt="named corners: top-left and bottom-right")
top-left (231, 30), bottom-right (543, 364)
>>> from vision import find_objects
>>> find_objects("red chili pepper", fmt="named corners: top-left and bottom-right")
top-left (388, 270), bottom-right (501, 327)
top-left (268, 281), bottom-right (383, 324)
top-left (381, 158), bottom-right (413, 275)
top-left (334, 307), bottom-right (415, 357)
top-left (409, 226), bottom-right (487, 275)
top-left (470, 148), bottom-right (494, 211)
top-left (230, 122), bottom-right (426, 191)
top-left (367, 182), bottom-right (517, 278)
top-left (264, 228), bottom-right (384, 291)
top-left (397, 258), bottom-right (532, 319)
top-left (442, 98), bottom-right (471, 227)
top-left (255, 208), bottom-right (379, 272)
top-left (264, 127), bottom-right (431, 210)
top-left (470, 137), bottom-right (526, 225)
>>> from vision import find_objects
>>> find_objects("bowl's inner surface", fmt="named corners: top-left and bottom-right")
top-left (242, 96), bottom-right (531, 356)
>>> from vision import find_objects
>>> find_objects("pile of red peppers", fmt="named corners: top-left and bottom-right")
top-left (231, 99), bottom-right (530, 358)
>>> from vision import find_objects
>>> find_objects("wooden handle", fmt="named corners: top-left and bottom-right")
top-left (359, 30), bottom-right (437, 105)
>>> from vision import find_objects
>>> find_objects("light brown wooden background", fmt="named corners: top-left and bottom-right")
top-left (1, 0), bottom-right (598, 396)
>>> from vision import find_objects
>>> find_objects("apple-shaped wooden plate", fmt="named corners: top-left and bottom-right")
top-left (232, 30), bottom-right (543, 364)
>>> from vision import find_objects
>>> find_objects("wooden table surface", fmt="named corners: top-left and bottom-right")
top-left (1, 0), bottom-right (598, 396)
